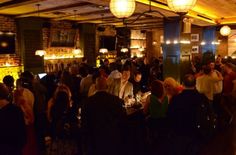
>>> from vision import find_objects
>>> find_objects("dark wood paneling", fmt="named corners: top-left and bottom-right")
top-left (24, 29), bottom-right (44, 70)
top-left (80, 23), bottom-right (96, 66)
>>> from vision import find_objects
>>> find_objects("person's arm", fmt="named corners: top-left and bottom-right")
top-left (46, 98), bottom-right (54, 122)
top-left (80, 78), bottom-right (85, 93)
top-left (143, 95), bottom-right (150, 115)
top-left (211, 70), bottom-right (223, 82)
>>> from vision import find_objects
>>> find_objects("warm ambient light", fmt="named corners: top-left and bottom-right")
top-left (200, 41), bottom-right (206, 45)
top-left (72, 48), bottom-right (82, 55)
top-left (121, 48), bottom-right (129, 53)
top-left (109, 0), bottom-right (136, 18)
top-left (99, 48), bottom-right (108, 54)
top-left (35, 50), bottom-right (46, 57)
top-left (220, 25), bottom-right (231, 36)
top-left (167, 0), bottom-right (197, 13)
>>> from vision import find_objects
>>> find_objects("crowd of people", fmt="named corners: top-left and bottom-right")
top-left (0, 55), bottom-right (236, 155)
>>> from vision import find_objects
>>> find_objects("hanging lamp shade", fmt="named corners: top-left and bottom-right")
top-left (167, 0), bottom-right (197, 13)
top-left (99, 48), bottom-right (108, 54)
top-left (72, 48), bottom-right (82, 55)
top-left (220, 25), bottom-right (231, 36)
top-left (121, 48), bottom-right (129, 53)
top-left (109, 0), bottom-right (136, 18)
top-left (35, 50), bottom-right (46, 57)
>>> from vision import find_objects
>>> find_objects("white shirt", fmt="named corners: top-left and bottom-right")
top-left (196, 74), bottom-right (221, 101)
top-left (119, 80), bottom-right (128, 99)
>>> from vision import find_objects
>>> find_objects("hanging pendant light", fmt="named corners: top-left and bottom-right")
top-left (167, 0), bottom-right (197, 14)
top-left (71, 10), bottom-right (82, 56)
top-left (98, 14), bottom-right (108, 54)
top-left (99, 48), bottom-right (108, 54)
top-left (35, 50), bottom-right (46, 57)
top-left (220, 25), bottom-right (231, 36)
top-left (72, 48), bottom-right (82, 55)
top-left (121, 47), bottom-right (129, 53)
top-left (109, 0), bottom-right (136, 18)
top-left (34, 4), bottom-right (46, 57)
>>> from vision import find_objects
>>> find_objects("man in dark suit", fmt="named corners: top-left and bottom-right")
top-left (81, 77), bottom-right (127, 155)
top-left (167, 74), bottom-right (205, 155)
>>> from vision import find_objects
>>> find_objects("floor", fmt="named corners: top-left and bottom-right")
top-left (200, 106), bottom-right (236, 155)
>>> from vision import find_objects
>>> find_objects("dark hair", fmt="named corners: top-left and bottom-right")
top-left (122, 65), bottom-right (131, 72)
top-left (51, 91), bottom-right (70, 119)
top-left (82, 57), bottom-right (87, 62)
top-left (134, 71), bottom-right (141, 76)
top-left (203, 65), bottom-right (211, 74)
top-left (151, 80), bottom-right (164, 98)
top-left (0, 83), bottom-right (10, 100)
top-left (183, 74), bottom-right (196, 88)
top-left (79, 66), bottom-right (88, 78)
top-left (224, 62), bottom-right (235, 69)
top-left (104, 59), bottom-right (109, 63)
top-left (3, 75), bottom-right (14, 87)
top-left (92, 69), bottom-right (100, 83)
top-left (21, 71), bottom-right (34, 81)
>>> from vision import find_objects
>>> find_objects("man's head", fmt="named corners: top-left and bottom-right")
top-left (151, 80), bottom-right (164, 99)
top-left (134, 71), bottom-right (142, 82)
top-left (203, 65), bottom-right (211, 75)
top-left (121, 66), bottom-right (131, 82)
top-left (223, 62), bottom-right (235, 74)
top-left (209, 62), bottom-right (215, 70)
top-left (3, 75), bottom-right (14, 92)
top-left (183, 74), bottom-right (196, 88)
top-left (95, 77), bottom-right (107, 91)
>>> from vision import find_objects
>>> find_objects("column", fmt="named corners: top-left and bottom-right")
top-left (201, 26), bottom-right (216, 65)
top-left (162, 17), bottom-right (192, 83)
top-left (79, 23), bottom-right (96, 66)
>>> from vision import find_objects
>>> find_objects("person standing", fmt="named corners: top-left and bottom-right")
top-left (81, 77), bottom-right (126, 155)
top-left (0, 83), bottom-right (26, 155)
top-left (167, 74), bottom-right (206, 155)
top-left (108, 66), bottom-right (133, 105)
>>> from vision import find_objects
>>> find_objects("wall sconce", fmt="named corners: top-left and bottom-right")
top-left (200, 41), bottom-right (206, 45)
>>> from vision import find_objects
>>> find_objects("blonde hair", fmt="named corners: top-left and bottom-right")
top-left (163, 77), bottom-right (179, 95)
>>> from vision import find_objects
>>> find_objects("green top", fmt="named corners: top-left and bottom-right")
top-left (148, 95), bottom-right (168, 119)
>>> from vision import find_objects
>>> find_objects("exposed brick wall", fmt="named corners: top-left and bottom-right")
top-left (0, 15), bottom-right (20, 66)
top-left (43, 20), bottom-right (80, 56)
top-left (0, 15), bottom-right (16, 32)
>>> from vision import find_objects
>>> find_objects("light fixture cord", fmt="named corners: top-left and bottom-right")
top-left (123, 0), bottom-right (170, 25)
top-left (36, 4), bottom-right (40, 17)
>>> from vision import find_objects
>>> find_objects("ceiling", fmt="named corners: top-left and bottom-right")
top-left (0, 0), bottom-right (236, 30)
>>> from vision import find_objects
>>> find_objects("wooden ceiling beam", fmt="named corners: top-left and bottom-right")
top-left (16, 2), bottom-right (91, 18)
top-left (0, 0), bottom-right (46, 10)
top-left (53, 9), bottom-right (110, 20)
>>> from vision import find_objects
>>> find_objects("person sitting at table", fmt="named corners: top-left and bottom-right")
top-left (143, 80), bottom-right (168, 146)
top-left (163, 77), bottom-right (182, 105)
top-left (81, 77), bottom-right (126, 155)
top-left (129, 70), bottom-right (142, 97)
top-left (108, 65), bottom-right (133, 105)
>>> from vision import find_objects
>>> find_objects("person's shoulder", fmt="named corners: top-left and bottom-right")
top-left (4, 103), bottom-right (23, 114)
top-left (127, 81), bottom-right (133, 86)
